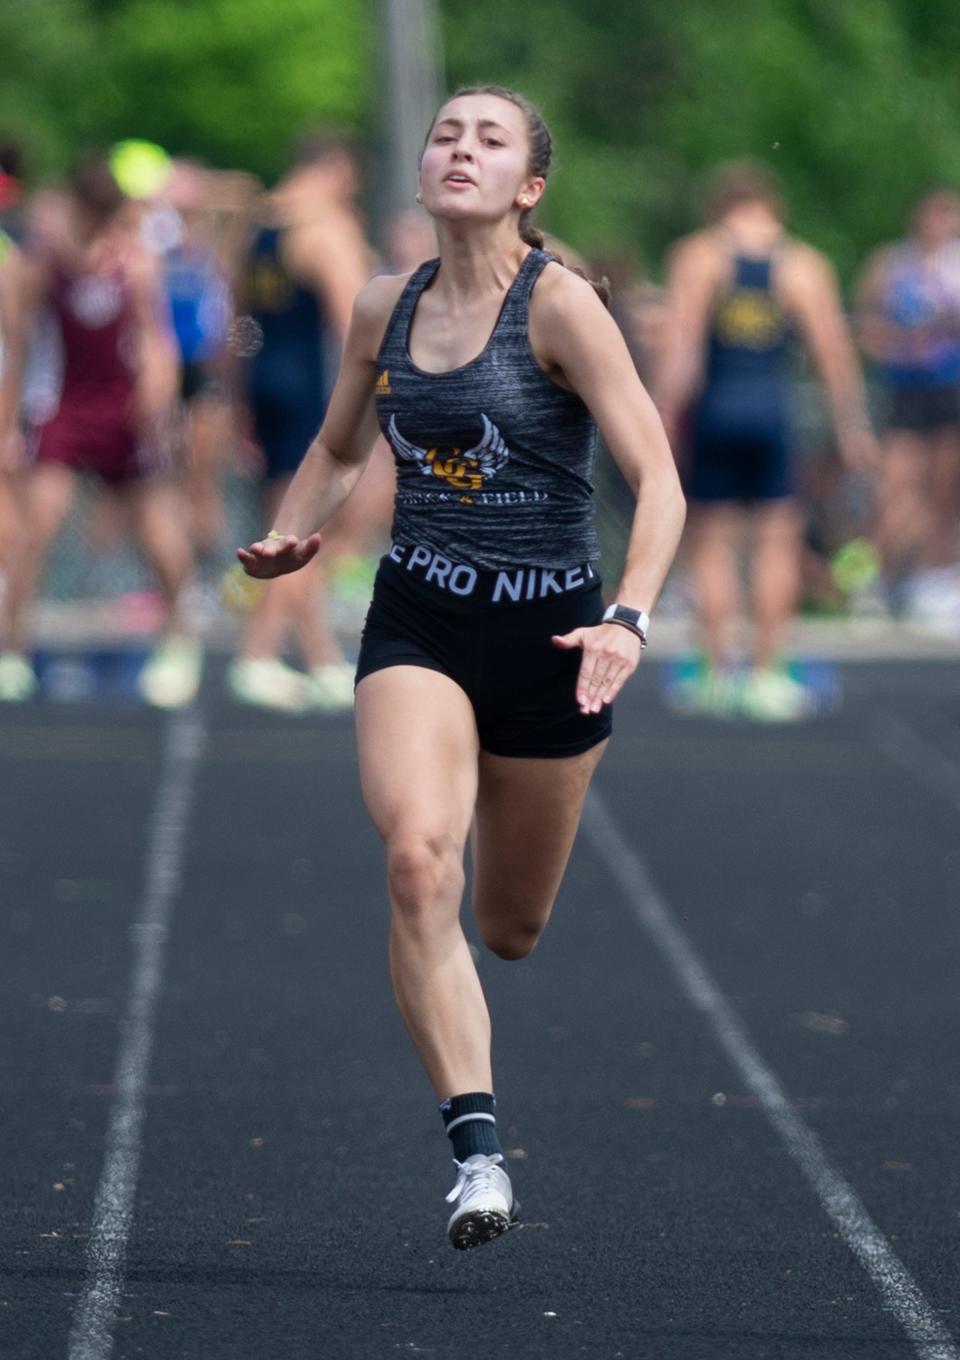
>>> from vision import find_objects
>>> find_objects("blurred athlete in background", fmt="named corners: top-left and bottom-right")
top-left (229, 136), bottom-right (391, 712)
top-left (0, 139), bottom-right (32, 606)
top-left (162, 158), bottom-right (236, 570)
top-left (656, 159), bottom-right (875, 719)
top-left (855, 189), bottom-right (960, 621)
top-left (0, 152), bottom-right (200, 706)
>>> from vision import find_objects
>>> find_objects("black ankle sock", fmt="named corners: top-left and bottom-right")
top-left (440, 1091), bottom-right (502, 1161)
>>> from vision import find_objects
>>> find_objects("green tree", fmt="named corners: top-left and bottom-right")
top-left (0, 0), bottom-right (372, 183)
top-left (442, 0), bottom-right (960, 281)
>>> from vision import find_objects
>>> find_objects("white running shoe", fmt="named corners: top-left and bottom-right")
top-left (445, 1153), bottom-right (517, 1251)
top-left (138, 636), bottom-right (203, 710)
top-left (226, 657), bottom-right (311, 713)
top-left (0, 651), bottom-right (37, 702)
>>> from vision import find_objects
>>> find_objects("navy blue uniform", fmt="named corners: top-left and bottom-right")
top-left (689, 254), bottom-right (793, 502)
top-left (241, 226), bottom-right (329, 480)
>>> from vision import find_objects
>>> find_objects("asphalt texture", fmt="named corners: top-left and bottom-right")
top-left (2, 654), bottom-right (960, 1360)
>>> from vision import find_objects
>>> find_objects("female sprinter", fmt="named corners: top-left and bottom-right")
top-left (239, 86), bottom-right (686, 1250)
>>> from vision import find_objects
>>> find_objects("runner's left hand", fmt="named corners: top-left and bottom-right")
top-left (552, 622), bottom-right (643, 715)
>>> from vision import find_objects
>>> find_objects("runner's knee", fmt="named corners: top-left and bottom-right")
top-left (477, 911), bottom-right (547, 961)
top-left (387, 832), bottom-right (464, 927)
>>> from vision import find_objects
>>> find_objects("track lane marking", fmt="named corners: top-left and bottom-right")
top-left (582, 786), bottom-right (959, 1360)
top-left (67, 711), bottom-right (206, 1360)
top-left (872, 711), bottom-right (960, 814)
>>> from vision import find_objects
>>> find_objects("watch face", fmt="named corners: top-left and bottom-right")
top-left (604, 604), bottom-right (648, 638)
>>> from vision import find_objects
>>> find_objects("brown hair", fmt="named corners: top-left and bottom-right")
top-left (69, 153), bottom-right (126, 225)
top-left (427, 84), bottom-right (611, 306)
top-left (702, 158), bottom-right (785, 224)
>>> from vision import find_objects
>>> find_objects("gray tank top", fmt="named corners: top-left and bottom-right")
top-left (375, 248), bottom-right (600, 570)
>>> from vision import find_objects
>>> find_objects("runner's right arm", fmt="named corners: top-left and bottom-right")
top-left (237, 273), bottom-right (405, 578)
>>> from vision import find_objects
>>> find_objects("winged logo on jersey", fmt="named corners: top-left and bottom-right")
top-left (387, 414), bottom-right (510, 493)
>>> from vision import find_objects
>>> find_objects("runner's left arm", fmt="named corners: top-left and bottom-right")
top-left (531, 265), bottom-right (687, 713)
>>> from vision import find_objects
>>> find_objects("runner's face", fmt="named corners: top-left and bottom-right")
top-left (913, 193), bottom-right (960, 248)
top-left (419, 95), bottom-right (543, 227)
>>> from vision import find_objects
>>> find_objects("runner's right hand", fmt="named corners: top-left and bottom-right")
top-left (237, 532), bottom-right (322, 578)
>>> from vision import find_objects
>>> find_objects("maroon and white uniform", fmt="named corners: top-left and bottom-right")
top-left (33, 259), bottom-right (162, 482)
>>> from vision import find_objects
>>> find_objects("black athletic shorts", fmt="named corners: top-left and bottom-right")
top-left (355, 544), bottom-right (613, 759)
top-left (885, 384), bottom-right (960, 433)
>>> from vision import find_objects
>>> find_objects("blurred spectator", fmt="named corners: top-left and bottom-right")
top-left (656, 159), bottom-right (875, 719)
top-left (163, 158), bottom-right (240, 567)
top-left (228, 134), bottom-right (383, 712)
top-left (0, 139), bottom-right (29, 600)
top-left (854, 189), bottom-right (960, 620)
top-left (0, 139), bottom-right (27, 245)
top-left (383, 206), bottom-right (437, 273)
top-left (595, 249), bottom-right (667, 388)
top-left (0, 152), bottom-right (200, 706)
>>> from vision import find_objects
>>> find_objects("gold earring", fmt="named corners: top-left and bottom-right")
top-left (519, 198), bottom-right (530, 208)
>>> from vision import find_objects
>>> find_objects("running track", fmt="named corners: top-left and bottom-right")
top-left (2, 656), bottom-right (959, 1359)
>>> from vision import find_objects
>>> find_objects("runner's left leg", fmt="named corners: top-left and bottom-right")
top-left (470, 743), bottom-right (607, 961)
top-left (127, 478), bottom-right (195, 632)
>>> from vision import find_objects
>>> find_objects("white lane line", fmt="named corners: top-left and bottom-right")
top-left (871, 712), bottom-right (960, 814)
top-left (68, 711), bottom-right (206, 1360)
top-left (581, 786), bottom-right (959, 1360)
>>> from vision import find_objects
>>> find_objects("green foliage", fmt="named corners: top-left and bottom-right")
top-left (0, 0), bottom-right (372, 183)
top-left (0, 0), bottom-right (109, 173)
top-left (105, 0), bottom-right (372, 178)
top-left (442, 0), bottom-right (960, 284)
top-left (2, 0), bottom-right (958, 285)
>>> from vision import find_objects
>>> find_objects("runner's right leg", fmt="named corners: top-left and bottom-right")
top-left (356, 664), bottom-right (520, 1249)
top-left (750, 498), bottom-right (802, 668)
top-left (354, 664), bottom-right (486, 1098)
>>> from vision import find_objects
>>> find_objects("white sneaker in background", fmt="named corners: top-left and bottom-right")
top-left (905, 565), bottom-right (960, 638)
top-left (225, 657), bottom-right (311, 714)
top-left (306, 660), bottom-right (355, 713)
top-left (740, 666), bottom-right (811, 722)
top-left (445, 1153), bottom-right (517, 1251)
top-left (0, 651), bottom-right (37, 702)
top-left (138, 636), bottom-right (203, 709)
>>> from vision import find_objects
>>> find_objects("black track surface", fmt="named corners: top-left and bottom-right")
top-left (2, 657), bottom-right (959, 1359)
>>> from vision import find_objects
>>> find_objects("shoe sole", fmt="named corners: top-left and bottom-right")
top-left (448, 1201), bottom-right (521, 1251)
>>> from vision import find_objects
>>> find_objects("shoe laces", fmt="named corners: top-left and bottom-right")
top-left (445, 1153), bottom-right (506, 1205)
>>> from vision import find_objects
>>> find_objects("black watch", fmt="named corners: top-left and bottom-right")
top-left (602, 603), bottom-right (649, 646)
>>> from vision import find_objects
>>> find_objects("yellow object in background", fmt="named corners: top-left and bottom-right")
top-left (109, 140), bottom-right (172, 199)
